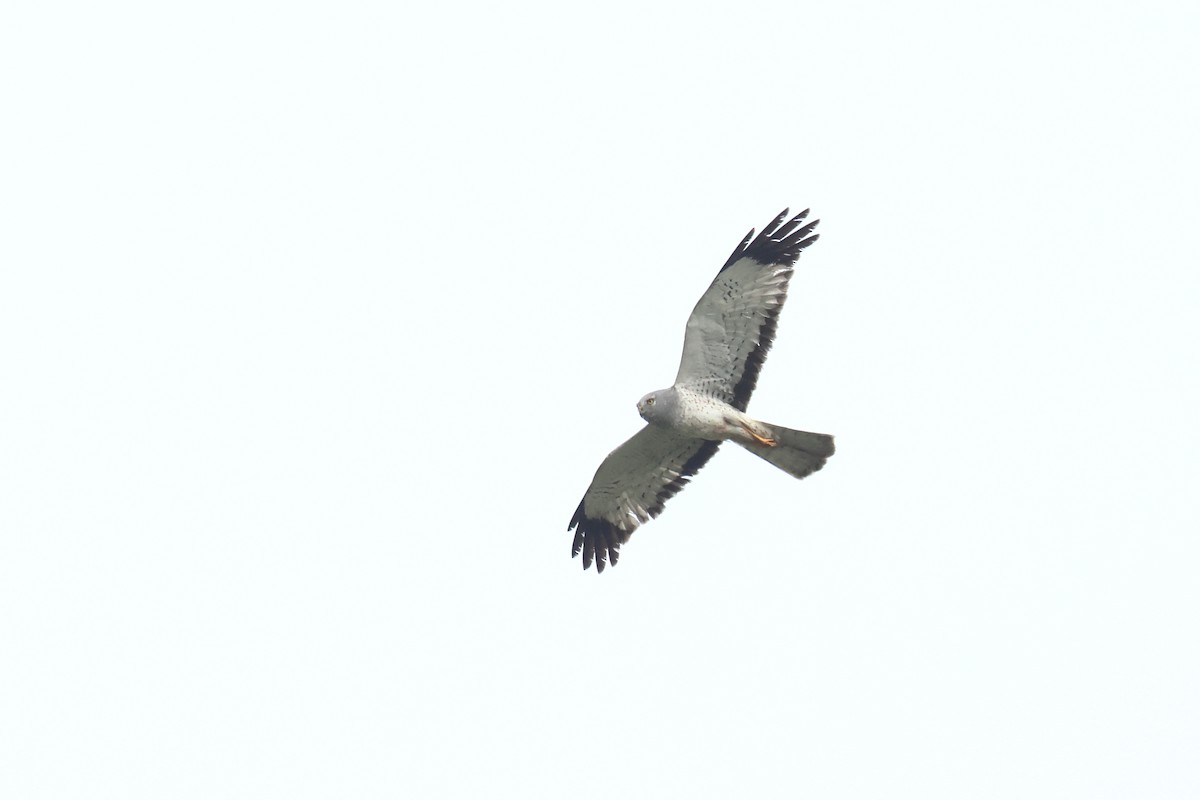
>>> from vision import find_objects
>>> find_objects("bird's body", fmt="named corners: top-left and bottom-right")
top-left (569, 208), bottom-right (834, 572)
top-left (639, 386), bottom-right (771, 445)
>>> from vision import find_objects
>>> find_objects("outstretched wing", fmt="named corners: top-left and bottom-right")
top-left (674, 208), bottom-right (819, 411)
top-left (569, 426), bottom-right (721, 572)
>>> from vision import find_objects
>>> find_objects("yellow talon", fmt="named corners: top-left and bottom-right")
top-left (742, 425), bottom-right (776, 447)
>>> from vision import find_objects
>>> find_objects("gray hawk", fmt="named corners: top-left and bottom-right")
top-left (569, 208), bottom-right (835, 572)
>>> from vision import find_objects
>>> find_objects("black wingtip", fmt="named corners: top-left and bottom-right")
top-left (767, 208), bottom-right (789, 232)
top-left (722, 208), bottom-right (820, 271)
top-left (569, 499), bottom-right (621, 573)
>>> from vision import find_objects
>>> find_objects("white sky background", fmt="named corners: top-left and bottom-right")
top-left (2, 1), bottom-right (1199, 797)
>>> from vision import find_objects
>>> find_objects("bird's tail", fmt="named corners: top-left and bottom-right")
top-left (737, 422), bottom-right (835, 479)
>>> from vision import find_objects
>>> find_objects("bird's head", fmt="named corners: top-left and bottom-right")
top-left (636, 389), bottom-right (672, 425)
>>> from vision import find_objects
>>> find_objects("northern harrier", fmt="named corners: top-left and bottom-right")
top-left (569, 208), bottom-right (834, 572)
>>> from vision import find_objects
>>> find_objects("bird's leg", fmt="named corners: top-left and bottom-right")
top-left (741, 423), bottom-right (776, 447)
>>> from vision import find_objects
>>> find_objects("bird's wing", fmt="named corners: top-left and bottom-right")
top-left (569, 426), bottom-right (720, 572)
top-left (674, 209), bottom-right (819, 411)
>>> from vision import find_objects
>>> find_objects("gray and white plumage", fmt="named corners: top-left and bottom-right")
top-left (569, 208), bottom-right (835, 572)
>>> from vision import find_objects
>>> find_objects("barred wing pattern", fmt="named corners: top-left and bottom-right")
top-left (674, 208), bottom-right (819, 411)
top-left (569, 427), bottom-right (720, 572)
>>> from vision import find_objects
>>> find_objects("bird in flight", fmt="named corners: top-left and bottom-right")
top-left (569, 208), bottom-right (834, 572)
